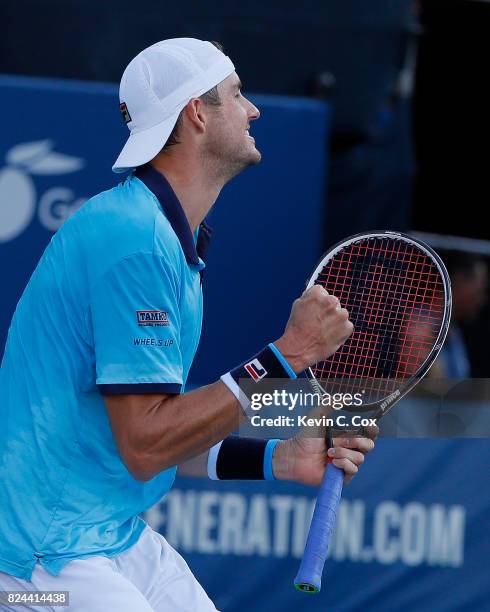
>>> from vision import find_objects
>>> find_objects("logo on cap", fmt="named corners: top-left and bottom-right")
top-left (119, 102), bottom-right (132, 124)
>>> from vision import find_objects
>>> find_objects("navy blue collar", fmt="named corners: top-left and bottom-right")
top-left (135, 164), bottom-right (212, 265)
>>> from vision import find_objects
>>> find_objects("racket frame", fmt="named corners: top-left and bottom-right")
top-left (305, 230), bottom-right (452, 419)
top-left (294, 231), bottom-right (452, 594)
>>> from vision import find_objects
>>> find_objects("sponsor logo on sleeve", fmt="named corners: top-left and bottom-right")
top-left (133, 338), bottom-right (174, 347)
top-left (136, 310), bottom-right (169, 326)
top-left (244, 359), bottom-right (268, 382)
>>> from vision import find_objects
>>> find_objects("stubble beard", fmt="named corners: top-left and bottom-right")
top-left (206, 140), bottom-right (262, 184)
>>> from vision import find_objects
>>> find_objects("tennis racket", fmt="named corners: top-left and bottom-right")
top-left (294, 231), bottom-right (451, 593)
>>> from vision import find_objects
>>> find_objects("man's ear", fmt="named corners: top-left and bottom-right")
top-left (182, 98), bottom-right (207, 135)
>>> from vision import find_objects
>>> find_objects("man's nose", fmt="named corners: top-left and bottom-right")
top-left (247, 98), bottom-right (260, 121)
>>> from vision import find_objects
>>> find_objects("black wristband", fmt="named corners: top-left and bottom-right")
top-left (214, 436), bottom-right (268, 480)
top-left (230, 344), bottom-right (293, 384)
top-left (220, 344), bottom-right (296, 416)
top-left (208, 436), bottom-right (281, 480)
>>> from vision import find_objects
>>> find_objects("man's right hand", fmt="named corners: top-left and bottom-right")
top-left (274, 285), bottom-right (354, 373)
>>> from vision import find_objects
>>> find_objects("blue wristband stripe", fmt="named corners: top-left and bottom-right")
top-left (268, 343), bottom-right (297, 379)
top-left (263, 439), bottom-right (281, 480)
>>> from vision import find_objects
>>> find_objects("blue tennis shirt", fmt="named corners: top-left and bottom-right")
top-left (0, 165), bottom-right (210, 580)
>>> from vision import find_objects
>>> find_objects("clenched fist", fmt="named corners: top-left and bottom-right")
top-left (275, 285), bottom-right (353, 373)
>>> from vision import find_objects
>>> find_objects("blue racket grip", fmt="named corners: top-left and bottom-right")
top-left (294, 464), bottom-right (344, 593)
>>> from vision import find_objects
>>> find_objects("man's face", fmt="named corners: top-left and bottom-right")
top-left (203, 72), bottom-right (261, 178)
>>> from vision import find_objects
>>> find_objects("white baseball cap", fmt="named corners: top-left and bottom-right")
top-left (112, 38), bottom-right (235, 173)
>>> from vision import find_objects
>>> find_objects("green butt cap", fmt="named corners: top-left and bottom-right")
top-left (294, 582), bottom-right (320, 594)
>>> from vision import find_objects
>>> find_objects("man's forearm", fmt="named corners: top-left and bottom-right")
top-left (106, 381), bottom-right (244, 481)
top-left (177, 450), bottom-right (209, 477)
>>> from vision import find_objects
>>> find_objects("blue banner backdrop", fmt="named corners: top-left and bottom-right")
top-left (1, 75), bottom-right (489, 611)
top-left (147, 439), bottom-right (489, 612)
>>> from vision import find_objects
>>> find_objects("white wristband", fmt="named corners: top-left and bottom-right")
top-left (220, 372), bottom-right (253, 418)
top-left (207, 440), bottom-right (224, 480)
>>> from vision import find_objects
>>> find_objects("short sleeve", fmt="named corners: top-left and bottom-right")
top-left (90, 252), bottom-right (183, 395)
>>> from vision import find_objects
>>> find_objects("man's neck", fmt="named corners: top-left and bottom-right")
top-left (150, 154), bottom-right (224, 232)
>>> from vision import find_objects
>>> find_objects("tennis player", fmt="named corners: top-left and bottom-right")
top-left (0, 38), bottom-right (375, 611)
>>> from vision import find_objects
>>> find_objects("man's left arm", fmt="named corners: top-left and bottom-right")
top-left (178, 430), bottom-right (377, 484)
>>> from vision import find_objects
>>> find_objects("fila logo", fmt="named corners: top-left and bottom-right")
top-left (136, 310), bottom-right (169, 326)
top-left (244, 359), bottom-right (268, 382)
top-left (120, 102), bottom-right (132, 124)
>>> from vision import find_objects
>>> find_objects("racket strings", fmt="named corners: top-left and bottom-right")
top-left (311, 237), bottom-right (445, 400)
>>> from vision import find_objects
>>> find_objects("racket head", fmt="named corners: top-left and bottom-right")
top-left (305, 231), bottom-right (452, 415)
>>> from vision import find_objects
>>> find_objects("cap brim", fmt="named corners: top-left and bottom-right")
top-left (112, 114), bottom-right (179, 173)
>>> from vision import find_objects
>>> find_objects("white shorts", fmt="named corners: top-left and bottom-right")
top-left (0, 526), bottom-right (218, 611)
